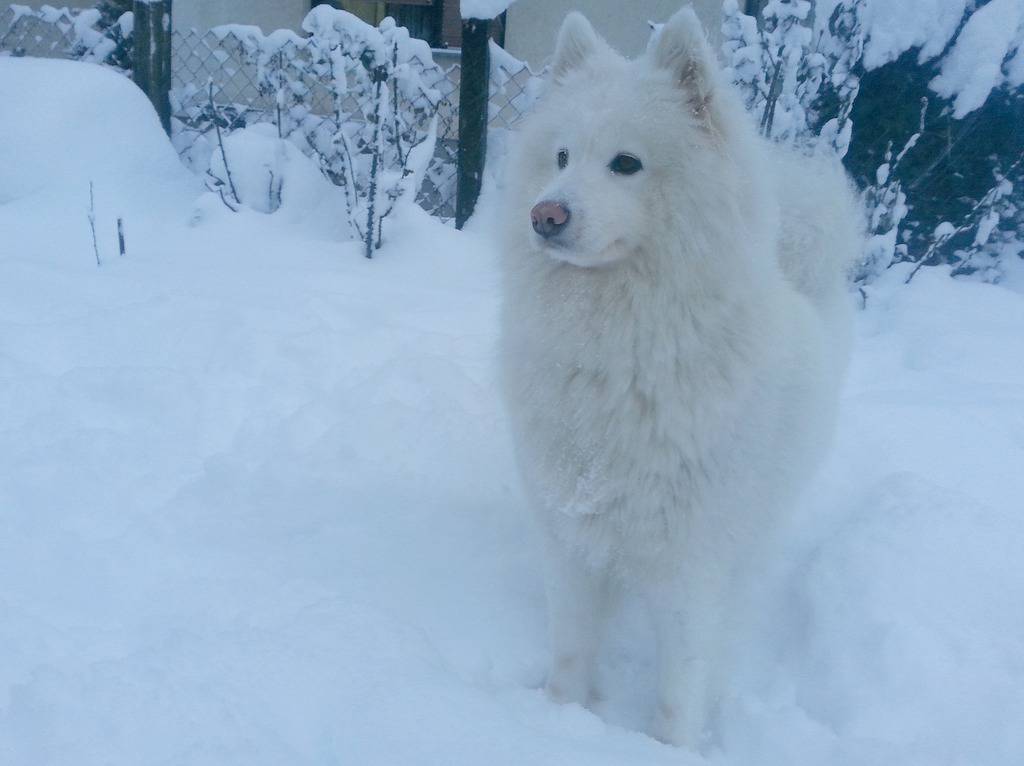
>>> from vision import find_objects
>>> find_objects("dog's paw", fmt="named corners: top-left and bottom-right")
top-left (544, 675), bottom-right (587, 706)
top-left (544, 655), bottom-right (595, 707)
top-left (649, 702), bottom-right (706, 750)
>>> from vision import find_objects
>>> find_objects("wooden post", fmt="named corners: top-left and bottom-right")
top-left (133, 0), bottom-right (173, 135)
top-left (456, 17), bottom-right (490, 229)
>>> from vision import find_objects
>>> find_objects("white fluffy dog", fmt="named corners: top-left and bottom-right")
top-left (498, 6), bottom-right (861, 748)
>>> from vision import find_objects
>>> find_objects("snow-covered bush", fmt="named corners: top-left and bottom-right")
top-left (303, 9), bottom-right (440, 256)
top-left (722, 0), bottom-right (1024, 286)
top-left (856, 98), bottom-right (926, 283)
top-left (846, 0), bottom-right (1024, 284)
top-left (721, 0), bottom-right (862, 155)
top-left (91, 0), bottom-right (132, 70)
top-left (905, 156), bottom-right (1023, 283)
top-left (198, 8), bottom-right (442, 257)
top-left (206, 123), bottom-right (346, 223)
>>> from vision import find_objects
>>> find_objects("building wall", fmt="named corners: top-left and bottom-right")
top-left (173, 0), bottom-right (310, 33)
top-left (15, 1), bottom-right (725, 53)
top-left (441, 1), bottom-right (464, 48)
top-left (504, 0), bottom-right (725, 70)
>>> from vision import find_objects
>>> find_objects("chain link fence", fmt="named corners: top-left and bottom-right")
top-left (0, 4), bottom-right (117, 61)
top-left (0, 4), bottom-right (542, 221)
top-left (168, 26), bottom-right (465, 219)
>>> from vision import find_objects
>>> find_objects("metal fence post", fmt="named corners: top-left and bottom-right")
top-left (456, 17), bottom-right (490, 229)
top-left (133, 0), bottom-right (173, 135)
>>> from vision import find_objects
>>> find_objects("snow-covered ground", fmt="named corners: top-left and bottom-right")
top-left (2, 58), bottom-right (1023, 766)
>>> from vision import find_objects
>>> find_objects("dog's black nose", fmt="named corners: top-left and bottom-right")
top-left (531, 201), bottom-right (571, 238)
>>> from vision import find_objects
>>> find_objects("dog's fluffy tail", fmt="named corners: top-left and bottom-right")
top-left (772, 150), bottom-right (862, 371)
top-left (774, 151), bottom-right (863, 314)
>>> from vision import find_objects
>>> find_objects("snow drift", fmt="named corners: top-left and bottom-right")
top-left (1, 56), bottom-right (1022, 766)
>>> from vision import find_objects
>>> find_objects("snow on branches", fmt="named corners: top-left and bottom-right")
top-left (906, 154), bottom-right (1023, 283)
top-left (929, 0), bottom-right (1024, 119)
top-left (857, 98), bottom-right (926, 284)
top-left (204, 8), bottom-right (442, 258)
top-left (723, 0), bottom-right (1024, 285)
top-left (721, 0), bottom-right (862, 155)
top-left (3, 4), bottom-right (133, 68)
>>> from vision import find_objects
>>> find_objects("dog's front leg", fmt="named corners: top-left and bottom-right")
top-left (541, 536), bottom-right (610, 708)
top-left (646, 570), bottom-right (726, 749)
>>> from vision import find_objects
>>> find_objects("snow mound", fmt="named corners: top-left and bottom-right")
top-left (206, 123), bottom-right (345, 226)
top-left (0, 57), bottom-right (195, 210)
top-left (792, 474), bottom-right (1023, 761)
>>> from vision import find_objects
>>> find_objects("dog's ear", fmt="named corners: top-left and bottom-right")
top-left (651, 7), bottom-right (718, 122)
top-left (552, 12), bottom-right (608, 82)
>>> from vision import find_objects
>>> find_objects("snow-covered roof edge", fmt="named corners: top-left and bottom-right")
top-left (461, 0), bottom-right (517, 21)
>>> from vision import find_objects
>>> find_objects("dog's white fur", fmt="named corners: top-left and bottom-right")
top-left (498, 7), bottom-right (860, 748)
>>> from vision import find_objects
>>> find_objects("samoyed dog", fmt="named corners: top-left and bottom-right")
top-left (498, 6), bottom-right (861, 749)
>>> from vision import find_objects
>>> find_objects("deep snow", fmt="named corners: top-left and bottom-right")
top-left (1, 57), bottom-right (1023, 766)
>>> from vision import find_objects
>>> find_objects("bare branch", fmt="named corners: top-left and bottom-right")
top-left (88, 181), bottom-right (101, 267)
top-left (208, 79), bottom-right (240, 206)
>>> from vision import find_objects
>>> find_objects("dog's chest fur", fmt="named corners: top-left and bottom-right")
top-left (500, 254), bottom-right (813, 571)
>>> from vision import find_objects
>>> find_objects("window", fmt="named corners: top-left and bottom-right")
top-left (386, 2), bottom-right (442, 47)
top-left (314, 1), bottom-right (445, 47)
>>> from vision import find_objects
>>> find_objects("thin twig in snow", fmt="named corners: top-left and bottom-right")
top-left (905, 151), bottom-right (1024, 283)
top-left (268, 169), bottom-right (283, 212)
top-left (390, 42), bottom-right (405, 168)
top-left (364, 63), bottom-right (388, 259)
top-left (88, 182), bottom-right (101, 267)
top-left (209, 79), bottom-right (240, 206)
top-left (894, 98), bottom-right (929, 167)
top-left (217, 184), bottom-right (241, 212)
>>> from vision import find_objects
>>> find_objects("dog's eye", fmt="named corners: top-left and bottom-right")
top-left (609, 153), bottom-right (643, 175)
top-left (557, 148), bottom-right (568, 170)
